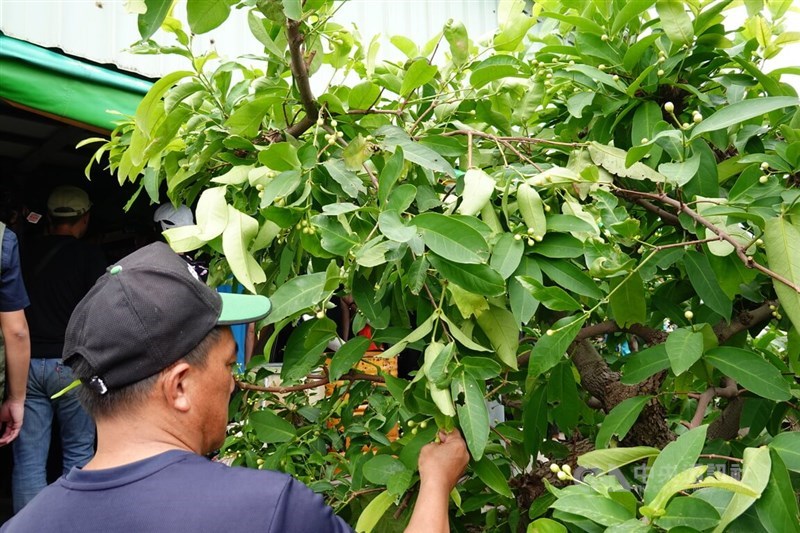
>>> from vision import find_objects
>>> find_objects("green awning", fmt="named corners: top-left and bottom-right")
top-left (0, 34), bottom-right (152, 131)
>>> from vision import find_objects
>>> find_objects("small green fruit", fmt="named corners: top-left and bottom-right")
top-left (664, 101), bottom-right (674, 113)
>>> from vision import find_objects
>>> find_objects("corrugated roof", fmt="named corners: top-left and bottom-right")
top-left (0, 0), bottom-right (500, 78)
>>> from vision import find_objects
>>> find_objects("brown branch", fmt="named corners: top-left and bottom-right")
top-left (615, 192), bottom-right (681, 226)
top-left (285, 19), bottom-right (318, 139)
top-left (714, 301), bottom-right (775, 344)
top-left (617, 188), bottom-right (800, 293)
top-left (235, 371), bottom-right (384, 393)
top-left (688, 377), bottom-right (738, 429)
top-left (441, 129), bottom-right (584, 148)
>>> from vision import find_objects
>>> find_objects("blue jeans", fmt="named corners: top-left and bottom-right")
top-left (12, 358), bottom-right (95, 512)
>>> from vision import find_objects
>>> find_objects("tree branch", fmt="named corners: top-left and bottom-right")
top-left (688, 377), bottom-right (738, 429)
top-left (236, 371), bottom-right (385, 393)
top-left (617, 188), bottom-right (800, 293)
top-left (285, 19), bottom-right (318, 138)
top-left (714, 301), bottom-right (775, 343)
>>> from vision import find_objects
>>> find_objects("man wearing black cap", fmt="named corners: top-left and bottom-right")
top-left (1, 242), bottom-right (469, 532)
top-left (12, 185), bottom-right (106, 511)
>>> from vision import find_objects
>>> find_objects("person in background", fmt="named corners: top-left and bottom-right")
top-left (0, 190), bottom-right (30, 446)
top-left (0, 243), bottom-right (470, 533)
top-left (153, 202), bottom-right (207, 280)
top-left (12, 186), bottom-right (106, 512)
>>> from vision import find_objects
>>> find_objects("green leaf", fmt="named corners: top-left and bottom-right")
top-left (764, 215), bottom-right (800, 333)
top-left (379, 127), bottom-right (455, 177)
top-left (476, 305), bottom-right (520, 370)
top-left (355, 490), bottom-right (394, 533)
top-left (452, 372), bottom-right (490, 460)
top-left (458, 168), bottom-right (495, 216)
top-left (714, 446), bottom-right (771, 532)
top-left (363, 454), bottom-right (412, 486)
top-left (195, 186), bottom-right (228, 240)
top-left (523, 385), bottom-right (548, 460)
top-left (438, 313), bottom-right (491, 353)
top-left (612, 0), bottom-right (656, 35)
top-left (329, 336), bottom-right (371, 381)
top-left (428, 254), bottom-right (505, 297)
top-left (389, 35), bottom-right (418, 58)
top-left (595, 396), bottom-right (651, 448)
top-left (604, 519), bottom-right (652, 533)
top-left (323, 160), bottom-right (367, 198)
top-left (491, 233), bottom-right (525, 279)
top-left (588, 142), bottom-right (667, 183)
top-left (528, 316), bottom-right (585, 378)
top-left (656, 0), bottom-right (694, 45)
top-left (644, 425), bottom-right (707, 503)
top-left (769, 432), bottom-right (800, 473)
top-left (550, 494), bottom-right (633, 526)
top-left (265, 272), bottom-right (328, 324)
top-left (666, 328), bottom-right (705, 376)
top-left (378, 147), bottom-right (404, 206)
top-left (518, 277), bottom-right (581, 312)
top-left (705, 347), bottom-right (791, 402)
top-left (644, 465), bottom-right (709, 517)
top-left (621, 345), bottom-right (670, 385)
top-left (656, 497), bottom-right (720, 531)
top-left (259, 142), bottom-right (301, 171)
top-left (221, 206), bottom-right (265, 294)
top-left (539, 259), bottom-right (604, 300)
top-left (756, 449), bottom-right (800, 533)
top-left (281, 318), bottom-right (336, 383)
top-left (378, 210), bottom-right (416, 243)
top-left (281, 0), bottom-right (302, 20)
top-left (609, 272), bottom-right (646, 328)
top-left (531, 234), bottom-right (584, 259)
top-left (348, 81), bottom-right (381, 110)
top-left (472, 456), bottom-right (514, 498)
top-left (631, 101), bottom-right (662, 147)
top-left (401, 59), bottom-right (438, 96)
top-left (414, 213), bottom-right (489, 264)
top-left (470, 55), bottom-right (525, 88)
top-left (249, 409), bottom-right (297, 443)
top-left (138, 0), bottom-right (174, 39)
top-left (578, 446), bottom-right (661, 474)
top-left (187, 0), bottom-right (231, 34)
top-left (225, 96), bottom-right (277, 138)
top-left (527, 518), bottom-right (567, 533)
top-left (135, 70), bottom-right (194, 133)
top-left (684, 250), bottom-right (732, 320)
top-left (690, 97), bottom-right (799, 139)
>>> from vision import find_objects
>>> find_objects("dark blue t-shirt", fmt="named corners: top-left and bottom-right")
top-left (0, 450), bottom-right (353, 533)
top-left (0, 228), bottom-right (29, 312)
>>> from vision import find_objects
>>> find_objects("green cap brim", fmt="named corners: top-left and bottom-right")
top-left (217, 293), bottom-right (271, 325)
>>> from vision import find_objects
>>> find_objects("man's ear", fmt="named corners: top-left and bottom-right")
top-left (160, 362), bottom-right (193, 412)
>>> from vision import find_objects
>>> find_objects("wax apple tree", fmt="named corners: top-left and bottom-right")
top-left (88, 0), bottom-right (800, 530)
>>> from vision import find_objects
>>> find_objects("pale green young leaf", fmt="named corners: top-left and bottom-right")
top-left (578, 446), bottom-right (660, 474)
top-left (225, 96), bottom-right (278, 138)
top-left (490, 233), bottom-right (525, 280)
top-left (714, 446), bottom-right (771, 532)
top-left (764, 215), bottom-right (800, 333)
top-left (768, 432), bottom-right (800, 473)
top-left (458, 168), bottom-right (495, 216)
top-left (612, 0), bottom-right (656, 35)
top-left (221, 205), bottom-right (265, 294)
top-left (437, 312), bottom-right (491, 352)
top-left (643, 465), bottom-right (708, 516)
top-left (527, 518), bottom-right (567, 533)
top-left (705, 347), bottom-right (791, 401)
top-left (135, 70), bottom-right (193, 133)
top-left (476, 305), bottom-right (520, 370)
top-left (588, 143), bottom-right (667, 183)
top-left (138, 0), bottom-right (174, 39)
top-left (354, 491), bottom-right (395, 533)
top-left (595, 396), bottom-right (651, 449)
top-left (644, 425), bottom-right (707, 503)
top-left (195, 186), bottom-right (228, 241)
top-left (281, 0), bottom-right (301, 20)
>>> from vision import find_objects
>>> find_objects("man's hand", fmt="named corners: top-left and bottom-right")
top-left (405, 429), bottom-right (470, 533)
top-left (0, 398), bottom-right (24, 446)
top-left (418, 429), bottom-right (470, 491)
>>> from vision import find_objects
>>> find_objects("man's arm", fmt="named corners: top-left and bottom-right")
top-left (0, 309), bottom-right (30, 446)
top-left (405, 429), bottom-right (470, 533)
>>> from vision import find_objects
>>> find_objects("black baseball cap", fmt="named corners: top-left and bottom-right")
top-left (63, 242), bottom-right (271, 394)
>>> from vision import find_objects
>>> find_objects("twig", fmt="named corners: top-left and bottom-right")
top-left (700, 453), bottom-right (743, 463)
top-left (442, 129), bottom-right (585, 148)
top-left (617, 188), bottom-right (800, 293)
top-left (688, 377), bottom-right (738, 429)
top-left (236, 371), bottom-right (385, 393)
top-left (393, 488), bottom-right (415, 519)
top-left (285, 19), bottom-right (319, 138)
